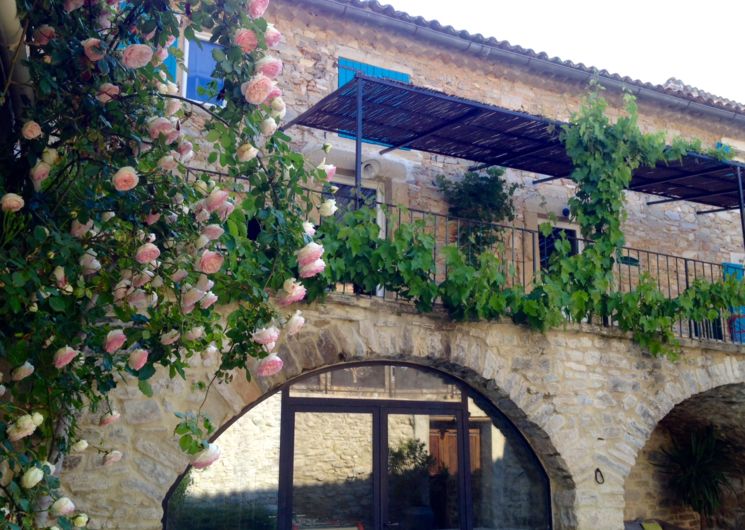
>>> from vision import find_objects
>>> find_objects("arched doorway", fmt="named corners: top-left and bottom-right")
top-left (164, 362), bottom-right (552, 530)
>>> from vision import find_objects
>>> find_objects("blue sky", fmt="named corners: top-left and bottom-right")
top-left (388, 0), bottom-right (745, 104)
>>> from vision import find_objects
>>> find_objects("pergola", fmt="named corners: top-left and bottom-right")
top-left (283, 74), bottom-right (745, 248)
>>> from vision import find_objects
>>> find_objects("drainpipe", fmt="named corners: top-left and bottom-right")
top-left (0, 0), bottom-right (32, 137)
top-left (299, 0), bottom-right (745, 128)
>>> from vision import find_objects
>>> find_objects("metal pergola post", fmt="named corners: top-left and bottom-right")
top-left (354, 77), bottom-right (364, 209)
top-left (737, 167), bottom-right (745, 251)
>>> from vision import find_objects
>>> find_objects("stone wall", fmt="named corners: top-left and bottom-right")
top-left (60, 295), bottom-right (745, 530)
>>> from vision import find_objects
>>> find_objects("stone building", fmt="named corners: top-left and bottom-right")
top-left (61, 1), bottom-right (745, 529)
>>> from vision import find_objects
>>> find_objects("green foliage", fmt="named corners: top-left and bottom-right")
top-left (436, 168), bottom-right (516, 263)
top-left (660, 426), bottom-right (732, 517)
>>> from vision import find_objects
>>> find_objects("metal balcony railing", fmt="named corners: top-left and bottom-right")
top-left (185, 167), bottom-right (744, 345)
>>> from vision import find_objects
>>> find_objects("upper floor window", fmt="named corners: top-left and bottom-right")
top-left (337, 57), bottom-right (411, 88)
top-left (184, 38), bottom-right (224, 103)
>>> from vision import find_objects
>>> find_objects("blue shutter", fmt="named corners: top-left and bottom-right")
top-left (186, 39), bottom-right (224, 103)
top-left (723, 262), bottom-right (745, 342)
top-left (163, 43), bottom-right (178, 82)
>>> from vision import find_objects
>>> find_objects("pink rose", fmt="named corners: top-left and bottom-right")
top-left (286, 310), bottom-right (305, 336)
top-left (265, 24), bottom-right (282, 47)
top-left (177, 141), bottom-right (193, 157)
top-left (322, 164), bottom-right (336, 180)
top-left (99, 411), bottom-right (120, 426)
top-left (145, 212), bottom-right (161, 225)
top-left (248, 0), bottom-right (269, 18)
top-left (53, 346), bottom-right (78, 369)
top-left (103, 450), bottom-right (123, 466)
top-left (216, 201), bottom-right (235, 222)
top-left (191, 443), bottom-right (220, 469)
top-left (96, 83), bottom-right (120, 103)
top-left (181, 286), bottom-right (205, 309)
top-left (105, 329), bottom-right (126, 353)
top-left (63, 0), bottom-right (84, 12)
top-left (242, 74), bottom-right (274, 105)
top-left (70, 219), bottom-right (93, 238)
top-left (299, 258), bottom-right (326, 279)
top-left (197, 250), bottom-right (224, 274)
top-left (50, 497), bottom-right (75, 517)
top-left (21, 121), bottom-right (42, 140)
top-left (297, 242), bottom-right (324, 267)
top-left (276, 278), bottom-right (306, 306)
top-left (256, 354), bottom-right (283, 377)
top-left (260, 117), bottom-right (277, 136)
top-left (267, 85), bottom-right (282, 101)
top-left (135, 242), bottom-right (160, 264)
top-left (234, 28), bottom-right (258, 53)
top-left (201, 224), bottom-right (224, 240)
top-left (252, 326), bottom-right (279, 345)
top-left (196, 274), bottom-right (214, 292)
top-left (302, 221), bottom-right (316, 237)
top-left (11, 361), bottom-right (35, 381)
top-left (79, 252), bottom-right (101, 275)
top-left (147, 117), bottom-right (179, 143)
top-left (112, 166), bottom-right (138, 191)
top-left (152, 47), bottom-right (168, 66)
top-left (158, 155), bottom-right (178, 171)
top-left (82, 38), bottom-right (105, 62)
top-left (200, 291), bottom-right (218, 309)
top-left (205, 188), bottom-right (229, 213)
top-left (122, 44), bottom-right (154, 69)
top-left (256, 56), bottom-right (283, 79)
top-left (128, 349), bottom-right (148, 370)
top-left (237, 143), bottom-right (258, 162)
top-left (32, 25), bottom-right (56, 46)
top-left (165, 98), bottom-right (181, 116)
top-left (133, 270), bottom-right (153, 288)
top-left (170, 269), bottom-right (188, 283)
top-left (160, 330), bottom-right (181, 345)
top-left (1, 193), bottom-right (24, 213)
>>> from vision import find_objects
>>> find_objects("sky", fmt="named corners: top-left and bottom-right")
top-left (386, 0), bottom-right (745, 104)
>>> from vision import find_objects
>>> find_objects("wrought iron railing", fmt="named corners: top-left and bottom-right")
top-left (185, 167), bottom-right (743, 345)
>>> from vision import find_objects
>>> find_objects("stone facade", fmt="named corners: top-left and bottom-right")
top-left (61, 295), bottom-right (745, 529)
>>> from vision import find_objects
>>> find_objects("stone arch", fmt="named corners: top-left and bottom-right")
top-left (623, 355), bottom-right (745, 529)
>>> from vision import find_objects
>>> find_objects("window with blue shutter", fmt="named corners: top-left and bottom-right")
top-left (724, 263), bottom-right (745, 342)
top-left (186, 39), bottom-right (224, 103)
top-left (162, 43), bottom-right (178, 82)
top-left (337, 58), bottom-right (410, 145)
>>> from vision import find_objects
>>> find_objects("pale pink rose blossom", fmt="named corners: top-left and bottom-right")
top-left (70, 219), bottom-right (94, 238)
top-left (158, 155), bottom-right (178, 171)
top-left (243, 74), bottom-right (274, 105)
top-left (21, 121), bottom-right (42, 140)
top-left (201, 224), bottom-right (225, 241)
top-left (82, 38), bottom-right (105, 61)
top-left (319, 199), bottom-right (338, 217)
top-left (147, 117), bottom-right (179, 143)
top-left (152, 47), bottom-right (168, 66)
top-left (145, 212), bottom-right (161, 225)
top-left (196, 274), bottom-right (214, 292)
top-left (177, 141), bottom-right (193, 157)
top-left (32, 25), bottom-right (56, 46)
top-left (112, 166), bottom-right (139, 191)
top-left (63, 0), bottom-right (84, 12)
top-left (170, 269), bottom-right (188, 282)
top-left (197, 250), bottom-right (224, 274)
top-left (53, 346), bottom-right (78, 369)
top-left (135, 242), bottom-right (160, 264)
top-left (96, 83), bottom-right (120, 103)
top-left (41, 147), bottom-right (59, 165)
top-left (302, 221), bottom-right (316, 237)
top-left (132, 270), bottom-right (153, 288)
top-left (165, 98), bottom-right (181, 116)
top-left (103, 450), bottom-right (123, 466)
top-left (276, 278), bottom-right (306, 306)
top-left (205, 188), bottom-right (229, 213)
top-left (122, 44), bottom-right (154, 69)
top-left (51, 497), bottom-right (75, 517)
top-left (113, 279), bottom-right (132, 301)
top-left (256, 354), bottom-right (283, 377)
top-left (200, 291), bottom-right (218, 309)
top-left (11, 361), bottom-right (35, 381)
top-left (127, 289), bottom-right (155, 312)
top-left (267, 85), bottom-right (282, 101)
top-left (236, 143), bottom-right (258, 162)
top-left (297, 242), bottom-right (324, 267)
top-left (53, 266), bottom-right (69, 290)
top-left (160, 330), bottom-right (181, 345)
top-left (105, 329), bottom-right (126, 353)
top-left (252, 326), bottom-right (280, 345)
top-left (264, 24), bottom-right (282, 47)
top-left (256, 56), bottom-right (283, 79)
top-left (1, 193), bottom-right (24, 213)
top-left (286, 310), bottom-right (305, 336)
top-left (181, 286), bottom-right (206, 310)
top-left (260, 117), bottom-right (277, 136)
top-left (99, 411), bottom-right (120, 427)
top-left (234, 28), bottom-right (258, 53)
top-left (322, 164), bottom-right (336, 180)
top-left (79, 252), bottom-right (101, 275)
top-left (128, 349), bottom-right (148, 370)
top-left (191, 443), bottom-right (220, 469)
top-left (8, 415), bottom-right (38, 441)
top-left (248, 0), bottom-right (270, 18)
top-left (271, 97), bottom-right (286, 119)
top-left (184, 326), bottom-right (204, 341)
top-left (299, 258), bottom-right (326, 278)
top-left (216, 200), bottom-right (235, 222)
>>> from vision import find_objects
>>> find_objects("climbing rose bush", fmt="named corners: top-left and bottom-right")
top-left (0, 0), bottom-right (331, 527)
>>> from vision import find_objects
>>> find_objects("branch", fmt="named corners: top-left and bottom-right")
top-left (159, 94), bottom-right (232, 128)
